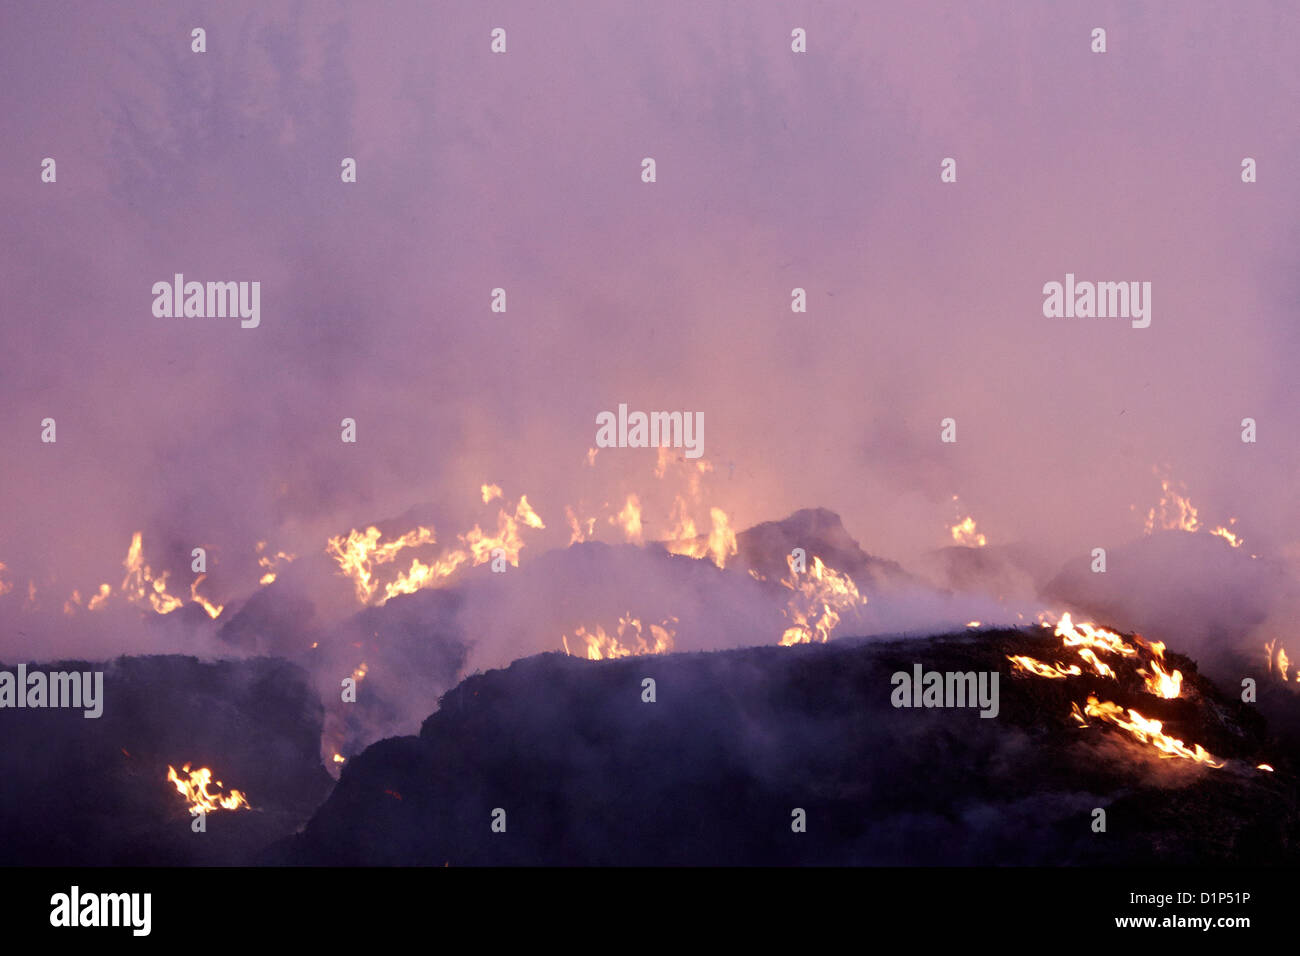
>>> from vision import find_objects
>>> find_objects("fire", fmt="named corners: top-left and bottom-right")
top-left (565, 506), bottom-right (596, 545)
top-left (561, 613), bottom-right (677, 660)
top-left (327, 489), bottom-right (547, 606)
top-left (122, 532), bottom-right (184, 614)
top-left (1140, 658), bottom-right (1183, 699)
top-left (256, 541), bottom-right (295, 586)
top-left (664, 501), bottom-right (737, 569)
top-left (87, 582), bottom-right (111, 610)
top-left (779, 555), bottom-right (864, 645)
top-left (326, 525), bottom-right (438, 603)
top-left (1210, 525), bottom-right (1243, 548)
top-left (950, 516), bottom-right (986, 548)
top-left (1076, 647), bottom-right (1116, 679)
top-left (1140, 473), bottom-right (1245, 549)
top-left (166, 763), bottom-right (251, 815)
top-left (1265, 639), bottom-right (1295, 682)
top-left (1144, 476), bottom-right (1201, 534)
top-left (1070, 696), bottom-right (1224, 768)
top-left (1007, 655), bottom-right (1082, 679)
top-left (189, 575), bottom-right (223, 619)
top-left (0, 562), bottom-right (11, 596)
top-left (461, 494), bottom-right (546, 566)
top-left (332, 753), bottom-right (345, 765)
top-left (611, 495), bottom-right (643, 545)
top-left (1055, 612), bottom-right (1137, 658)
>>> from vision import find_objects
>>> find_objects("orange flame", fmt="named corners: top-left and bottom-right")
top-left (256, 541), bottom-right (295, 586)
top-left (1055, 612), bottom-right (1137, 658)
top-left (561, 613), bottom-right (677, 660)
top-left (122, 532), bottom-right (184, 614)
top-left (1007, 655), bottom-right (1082, 679)
top-left (166, 763), bottom-right (251, 815)
top-left (1144, 476), bottom-right (1201, 534)
top-left (950, 516), bottom-right (987, 548)
top-left (611, 495), bottom-right (643, 545)
top-left (1070, 696), bottom-right (1224, 768)
top-left (779, 555), bottom-right (864, 645)
top-left (190, 575), bottom-right (224, 619)
top-left (1139, 659), bottom-right (1183, 699)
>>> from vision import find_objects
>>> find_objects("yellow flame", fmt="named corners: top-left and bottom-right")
top-left (1076, 647), bottom-right (1116, 679)
top-left (565, 506), bottom-right (596, 545)
top-left (1144, 476), bottom-right (1201, 534)
top-left (611, 495), bottom-right (643, 545)
top-left (1070, 696), bottom-right (1224, 768)
top-left (950, 516), bottom-right (986, 548)
top-left (167, 763), bottom-right (251, 815)
top-left (663, 499), bottom-right (737, 569)
top-left (1055, 612), bottom-right (1137, 657)
top-left (1007, 655), bottom-right (1082, 679)
top-left (1210, 526), bottom-right (1243, 548)
top-left (1140, 659), bottom-right (1183, 699)
top-left (256, 542), bottom-right (295, 586)
top-left (189, 575), bottom-right (224, 619)
top-left (481, 483), bottom-right (503, 504)
top-left (121, 532), bottom-right (184, 614)
top-left (561, 613), bottom-right (676, 660)
top-left (326, 525), bottom-right (437, 603)
top-left (779, 555), bottom-right (864, 645)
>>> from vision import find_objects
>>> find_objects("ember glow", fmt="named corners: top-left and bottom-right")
top-left (166, 763), bottom-right (251, 815)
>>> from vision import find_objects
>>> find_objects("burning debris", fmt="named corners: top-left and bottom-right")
top-left (1008, 612), bottom-right (1224, 768)
top-left (561, 613), bottom-right (677, 660)
top-left (167, 763), bottom-right (252, 815)
top-left (274, 622), bottom-right (1296, 866)
top-left (778, 554), bottom-right (864, 645)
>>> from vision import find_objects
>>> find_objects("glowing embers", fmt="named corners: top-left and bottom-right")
top-left (166, 763), bottom-right (251, 816)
